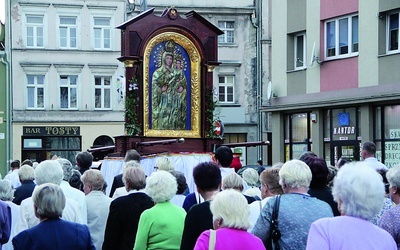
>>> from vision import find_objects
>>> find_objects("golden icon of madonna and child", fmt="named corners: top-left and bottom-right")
top-left (150, 40), bottom-right (190, 130)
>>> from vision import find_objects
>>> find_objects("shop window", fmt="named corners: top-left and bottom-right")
top-left (22, 126), bottom-right (81, 165)
top-left (284, 113), bottom-right (312, 160)
top-left (375, 105), bottom-right (400, 167)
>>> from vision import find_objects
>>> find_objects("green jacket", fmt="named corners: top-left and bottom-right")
top-left (134, 201), bottom-right (186, 250)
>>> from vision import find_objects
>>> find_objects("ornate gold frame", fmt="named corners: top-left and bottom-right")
top-left (143, 32), bottom-right (201, 138)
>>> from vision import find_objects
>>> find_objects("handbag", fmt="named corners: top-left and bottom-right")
top-left (208, 229), bottom-right (216, 250)
top-left (269, 195), bottom-right (281, 250)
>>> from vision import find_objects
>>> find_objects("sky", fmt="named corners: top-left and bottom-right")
top-left (0, 0), bottom-right (5, 24)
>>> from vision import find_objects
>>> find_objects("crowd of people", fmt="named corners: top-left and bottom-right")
top-left (0, 141), bottom-right (398, 249)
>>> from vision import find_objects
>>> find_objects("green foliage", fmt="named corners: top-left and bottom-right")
top-left (205, 86), bottom-right (220, 138)
top-left (125, 77), bottom-right (141, 136)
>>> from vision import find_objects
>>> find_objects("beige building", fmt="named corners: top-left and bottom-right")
top-left (7, 0), bottom-right (270, 167)
top-left (10, 0), bottom-right (126, 165)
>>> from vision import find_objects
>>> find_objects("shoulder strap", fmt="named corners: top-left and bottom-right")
top-left (209, 229), bottom-right (216, 250)
top-left (272, 195), bottom-right (281, 226)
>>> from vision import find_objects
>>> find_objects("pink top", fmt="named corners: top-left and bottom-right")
top-left (194, 228), bottom-right (266, 250)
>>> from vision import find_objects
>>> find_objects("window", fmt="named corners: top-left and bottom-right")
top-left (218, 21), bottom-right (235, 44)
top-left (93, 17), bottom-right (111, 49)
top-left (59, 16), bottom-right (77, 48)
top-left (26, 15), bottom-right (44, 47)
top-left (27, 75), bottom-right (45, 109)
top-left (60, 75), bottom-right (77, 109)
top-left (325, 15), bottom-right (358, 59)
top-left (295, 33), bottom-right (306, 69)
top-left (94, 76), bottom-right (111, 109)
top-left (375, 105), bottom-right (400, 167)
top-left (218, 76), bottom-right (234, 103)
top-left (284, 113), bottom-right (312, 161)
top-left (387, 12), bottom-right (399, 52)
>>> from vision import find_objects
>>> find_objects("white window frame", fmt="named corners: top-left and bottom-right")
top-left (324, 14), bottom-right (359, 60)
top-left (27, 75), bottom-right (45, 109)
top-left (26, 14), bottom-right (45, 48)
top-left (386, 11), bottom-right (400, 54)
top-left (218, 21), bottom-right (235, 44)
top-left (92, 17), bottom-right (112, 50)
top-left (218, 75), bottom-right (235, 104)
top-left (294, 33), bottom-right (306, 69)
top-left (94, 76), bottom-right (112, 110)
top-left (59, 16), bottom-right (78, 49)
top-left (60, 75), bottom-right (78, 110)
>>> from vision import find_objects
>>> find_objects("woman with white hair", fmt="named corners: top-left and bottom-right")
top-left (134, 170), bottom-right (186, 250)
top-left (222, 173), bottom-right (256, 204)
top-left (112, 160), bottom-right (142, 199)
top-left (252, 159), bottom-right (333, 249)
top-left (194, 189), bottom-right (265, 250)
top-left (12, 183), bottom-right (95, 249)
top-left (12, 165), bottom-right (36, 205)
top-left (155, 157), bottom-right (175, 172)
top-left (0, 180), bottom-right (19, 250)
top-left (306, 162), bottom-right (397, 249)
top-left (379, 165), bottom-right (400, 247)
top-left (242, 168), bottom-right (262, 199)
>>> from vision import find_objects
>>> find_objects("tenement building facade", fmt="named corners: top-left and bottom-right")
top-left (264, 0), bottom-right (400, 167)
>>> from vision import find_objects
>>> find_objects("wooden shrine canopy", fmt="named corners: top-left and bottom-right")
top-left (112, 7), bottom-right (226, 156)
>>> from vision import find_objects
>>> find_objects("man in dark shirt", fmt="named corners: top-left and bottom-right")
top-left (180, 162), bottom-right (221, 250)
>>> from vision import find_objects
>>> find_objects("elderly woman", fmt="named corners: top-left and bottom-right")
top-left (307, 162), bottom-right (396, 249)
top-left (242, 168), bottom-right (261, 200)
top-left (0, 180), bottom-right (18, 250)
top-left (12, 183), bottom-right (95, 249)
top-left (222, 173), bottom-right (256, 204)
top-left (379, 165), bottom-right (400, 248)
top-left (134, 170), bottom-right (186, 250)
top-left (103, 167), bottom-right (153, 250)
top-left (12, 165), bottom-right (36, 205)
top-left (248, 167), bottom-right (283, 232)
top-left (81, 169), bottom-right (112, 250)
top-left (194, 189), bottom-right (265, 250)
top-left (252, 160), bottom-right (333, 249)
top-left (112, 160), bottom-right (142, 199)
top-left (170, 171), bottom-right (188, 207)
top-left (379, 165), bottom-right (400, 249)
top-left (155, 157), bottom-right (175, 172)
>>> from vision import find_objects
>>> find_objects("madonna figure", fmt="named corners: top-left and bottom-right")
top-left (151, 40), bottom-right (187, 130)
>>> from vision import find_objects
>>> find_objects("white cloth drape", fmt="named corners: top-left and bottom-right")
top-left (101, 153), bottom-right (212, 197)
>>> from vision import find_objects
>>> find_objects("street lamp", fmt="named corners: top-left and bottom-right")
top-left (126, 0), bottom-right (135, 14)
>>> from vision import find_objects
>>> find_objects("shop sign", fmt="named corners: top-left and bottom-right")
top-left (390, 129), bottom-right (400, 139)
top-left (377, 129), bottom-right (400, 168)
top-left (24, 126), bottom-right (80, 136)
top-left (333, 126), bottom-right (355, 135)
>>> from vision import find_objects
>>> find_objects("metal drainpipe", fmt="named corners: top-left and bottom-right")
top-left (256, 0), bottom-right (263, 161)
top-left (5, 0), bottom-right (13, 172)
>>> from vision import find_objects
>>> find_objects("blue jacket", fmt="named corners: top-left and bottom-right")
top-left (12, 218), bottom-right (95, 250)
